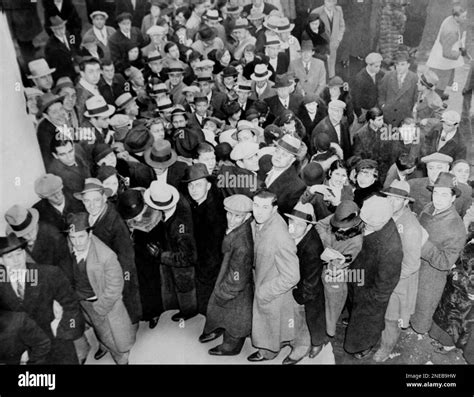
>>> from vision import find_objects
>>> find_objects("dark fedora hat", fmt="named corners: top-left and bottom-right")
top-left (0, 233), bottom-right (27, 257)
top-left (116, 12), bottom-right (133, 23)
top-left (199, 26), bottom-right (217, 42)
top-left (427, 172), bottom-right (461, 197)
top-left (182, 163), bottom-right (214, 183)
top-left (301, 162), bottom-right (325, 187)
top-left (117, 189), bottom-right (145, 220)
top-left (222, 66), bottom-right (238, 78)
top-left (330, 200), bottom-right (361, 229)
top-left (273, 75), bottom-right (292, 89)
top-left (65, 212), bottom-right (93, 234)
top-left (124, 123), bottom-right (153, 153)
top-left (144, 139), bottom-right (177, 169)
top-left (381, 180), bottom-right (414, 202)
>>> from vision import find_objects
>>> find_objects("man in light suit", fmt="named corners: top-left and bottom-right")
top-left (250, 63), bottom-right (276, 101)
top-left (378, 51), bottom-right (419, 128)
top-left (288, 40), bottom-right (326, 97)
top-left (310, 0), bottom-right (345, 79)
top-left (82, 11), bottom-right (116, 61)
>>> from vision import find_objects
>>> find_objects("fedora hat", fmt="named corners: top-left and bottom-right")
top-left (144, 181), bottom-right (179, 210)
top-left (381, 180), bottom-right (414, 202)
top-left (285, 202), bottom-right (316, 224)
top-left (274, 17), bottom-right (294, 33)
top-left (273, 75), bottom-right (292, 89)
top-left (156, 97), bottom-right (174, 112)
top-left (0, 234), bottom-right (28, 257)
top-left (53, 76), bottom-right (74, 94)
top-left (251, 63), bottom-right (272, 81)
top-left (117, 189), bottom-right (145, 220)
top-left (427, 172), bottom-right (461, 197)
top-left (124, 123), bottom-right (153, 153)
top-left (73, 178), bottom-right (113, 200)
top-left (330, 200), bottom-right (361, 229)
top-left (263, 15), bottom-right (282, 32)
top-left (149, 82), bottom-right (168, 96)
top-left (419, 70), bottom-right (439, 89)
top-left (65, 212), bottom-right (93, 234)
top-left (167, 61), bottom-right (184, 74)
top-left (264, 34), bottom-right (281, 47)
top-left (233, 17), bottom-right (251, 31)
top-left (84, 95), bottom-right (115, 118)
top-left (222, 66), bottom-right (239, 78)
top-left (115, 92), bottom-right (135, 111)
top-left (234, 80), bottom-right (252, 92)
top-left (147, 25), bottom-right (167, 37)
top-left (299, 40), bottom-right (315, 52)
top-left (92, 143), bottom-right (114, 164)
top-left (144, 139), bottom-right (177, 169)
top-left (275, 134), bottom-right (301, 156)
top-left (116, 12), bottom-right (133, 23)
top-left (147, 50), bottom-right (163, 63)
top-left (225, 4), bottom-right (243, 15)
top-left (37, 92), bottom-right (65, 115)
top-left (203, 9), bottom-right (222, 22)
top-left (27, 58), bottom-right (56, 79)
top-left (182, 163), bottom-right (214, 183)
top-left (247, 9), bottom-right (265, 21)
top-left (50, 15), bottom-right (67, 28)
top-left (4, 206), bottom-right (40, 238)
top-left (199, 26), bottom-right (217, 41)
top-left (232, 120), bottom-right (263, 140)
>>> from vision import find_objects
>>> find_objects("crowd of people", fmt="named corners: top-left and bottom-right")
top-left (1, 0), bottom-right (474, 366)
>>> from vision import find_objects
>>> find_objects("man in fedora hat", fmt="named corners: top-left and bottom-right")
top-left (0, 233), bottom-right (85, 364)
top-left (169, 106), bottom-right (206, 160)
top-left (115, 92), bottom-right (140, 121)
top-left (202, 194), bottom-right (254, 356)
top-left (75, 56), bottom-right (103, 125)
top-left (83, 95), bottom-right (116, 145)
top-left (43, 0), bottom-right (82, 49)
top-left (264, 75), bottom-right (302, 120)
top-left (202, 9), bottom-right (226, 43)
top-left (144, 138), bottom-right (188, 189)
top-left (44, 15), bottom-right (78, 82)
top-left (142, 25), bottom-right (167, 59)
top-left (415, 70), bottom-right (444, 125)
top-left (186, 93), bottom-right (210, 132)
top-left (235, 80), bottom-right (254, 117)
top-left (411, 172), bottom-right (466, 335)
top-left (374, 180), bottom-right (424, 362)
top-left (246, 8), bottom-right (266, 52)
top-left (196, 74), bottom-right (228, 120)
top-left (99, 58), bottom-right (128, 107)
top-left (378, 51), bottom-right (419, 128)
top-left (65, 212), bottom-right (135, 364)
top-left (54, 76), bottom-right (79, 130)
top-left (282, 202), bottom-right (327, 364)
top-left (108, 12), bottom-right (145, 65)
top-left (192, 25), bottom-right (225, 59)
top-left (344, 196), bottom-right (403, 359)
top-left (232, 17), bottom-right (256, 61)
top-left (165, 61), bottom-right (186, 105)
top-left (82, 10), bottom-right (116, 60)
top-left (243, 0), bottom-right (277, 17)
top-left (289, 40), bottom-right (326, 98)
top-left (248, 189), bottom-right (300, 362)
top-left (74, 179), bottom-right (142, 341)
top-left (183, 164), bottom-right (226, 316)
top-left (250, 63), bottom-right (275, 101)
top-left (263, 33), bottom-right (289, 80)
top-left (264, 134), bottom-right (306, 216)
top-left (27, 59), bottom-right (56, 93)
top-left (144, 181), bottom-right (199, 322)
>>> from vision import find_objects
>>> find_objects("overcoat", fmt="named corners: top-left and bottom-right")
top-left (44, 34), bottom-right (78, 82)
top-left (411, 204), bottom-right (466, 334)
top-left (288, 57), bottom-right (326, 97)
top-left (204, 218), bottom-right (254, 338)
top-left (344, 219), bottom-right (403, 353)
top-left (251, 213), bottom-right (300, 352)
top-left (311, 116), bottom-right (352, 159)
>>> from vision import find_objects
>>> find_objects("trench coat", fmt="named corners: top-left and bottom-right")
top-left (411, 204), bottom-right (466, 334)
top-left (204, 218), bottom-right (254, 338)
top-left (344, 219), bottom-right (403, 353)
top-left (251, 212), bottom-right (300, 352)
top-left (385, 206), bottom-right (423, 327)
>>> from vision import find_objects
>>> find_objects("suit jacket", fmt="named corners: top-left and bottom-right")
top-left (378, 70), bottom-right (419, 128)
top-left (311, 5), bottom-right (345, 48)
top-left (43, 0), bottom-right (82, 49)
top-left (82, 26), bottom-right (116, 59)
top-left (265, 94), bottom-right (303, 120)
top-left (33, 196), bottom-right (85, 232)
top-left (297, 104), bottom-right (327, 148)
top-left (115, 0), bottom-right (150, 28)
top-left (423, 125), bottom-right (467, 161)
top-left (289, 57), bottom-right (326, 97)
top-left (108, 27), bottom-right (145, 66)
top-left (352, 67), bottom-right (385, 117)
top-left (250, 80), bottom-right (276, 101)
top-left (44, 34), bottom-right (77, 82)
top-left (311, 116), bottom-right (352, 159)
top-left (268, 52), bottom-right (290, 81)
top-left (98, 74), bottom-right (127, 106)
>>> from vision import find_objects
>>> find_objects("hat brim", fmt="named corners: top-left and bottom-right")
top-left (380, 190), bottom-right (415, 202)
top-left (232, 126), bottom-right (263, 141)
top-left (50, 21), bottom-right (67, 29)
top-left (225, 7), bottom-right (243, 14)
top-left (73, 187), bottom-right (113, 201)
top-left (144, 186), bottom-right (180, 210)
top-left (182, 174), bottom-right (215, 184)
top-left (27, 68), bottom-right (57, 79)
top-left (251, 71), bottom-right (273, 81)
top-left (90, 12), bottom-right (109, 19)
top-left (84, 104), bottom-right (116, 119)
top-left (426, 185), bottom-right (461, 198)
top-left (5, 208), bottom-right (40, 238)
top-left (273, 82), bottom-right (292, 89)
top-left (329, 214), bottom-right (361, 229)
top-left (276, 24), bottom-right (295, 33)
top-left (124, 134), bottom-right (154, 154)
top-left (144, 147), bottom-right (177, 169)
top-left (0, 238), bottom-right (28, 256)
top-left (39, 94), bottom-right (66, 115)
top-left (284, 213), bottom-right (316, 224)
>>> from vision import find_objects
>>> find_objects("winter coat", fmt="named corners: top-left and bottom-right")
top-left (44, 33), bottom-right (78, 82)
top-left (33, 195), bottom-right (85, 232)
top-left (344, 219), bottom-right (403, 353)
top-left (43, 0), bottom-right (82, 49)
top-left (204, 218), bottom-right (254, 338)
top-left (385, 206), bottom-right (423, 327)
top-left (0, 262), bottom-right (85, 364)
top-left (251, 212), bottom-right (300, 352)
top-left (288, 57), bottom-right (326, 97)
top-left (411, 204), bottom-right (466, 334)
top-left (115, 0), bottom-right (150, 28)
top-left (310, 116), bottom-right (352, 159)
top-left (292, 227), bottom-right (327, 346)
top-left (422, 124), bottom-right (467, 162)
top-left (108, 28), bottom-right (145, 67)
top-left (216, 165), bottom-right (260, 199)
top-left (91, 203), bottom-right (143, 323)
top-left (351, 67), bottom-right (385, 117)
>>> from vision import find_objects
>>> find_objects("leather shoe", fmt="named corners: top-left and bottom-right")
top-left (247, 351), bottom-right (271, 362)
top-left (199, 329), bottom-right (223, 343)
top-left (94, 347), bottom-right (107, 360)
top-left (209, 345), bottom-right (241, 356)
top-left (282, 354), bottom-right (306, 365)
top-left (171, 311), bottom-right (197, 322)
top-left (353, 347), bottom-right (372, 360)
top-left (309, 344), bottom-right (325, 359)
top-left (149, 317), bottom-right (159, 329)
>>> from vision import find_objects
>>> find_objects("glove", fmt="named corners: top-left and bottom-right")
top-left (146, 242), bottom-right (162, 259)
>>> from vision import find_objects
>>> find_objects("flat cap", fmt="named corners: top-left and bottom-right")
top-left (420, 152), bottom-right (453, 164)
top-left (328, 99), bottom-right (346, 110)
top-left (34, 174), bottom-right (63, 197)
top-left (441, 110), bottom-right (461, 124)
top-left (224, 194), bottom-right (253, 215)
top-left (365, 52), bottom-right (383, 65)
top-left (147, 25), bottom-right (167, 36)
top-left (230, 141), bottom-right (260, 161)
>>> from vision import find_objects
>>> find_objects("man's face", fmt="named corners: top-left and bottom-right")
top-left (92, 15), bottom-right (106, 29)
top-left (195, 101), bottom-right (209, 116)
top-left (151, 33), bottom-right (164, 45)
top-left (451, 162), bottom-right (470, 185)
top-left (357, 168), bottom-right (376, 188)
top-left (272, 146), bottom-right (294, 169)
top-left (198, 81), bottom-right (212, 96)
top-left (367, 62), bottom-right (381, 75)
top-left (34, 74), bottom-right (54, 91)
top-left (102, 64), bottom-right (115, 81)
top-left (47, 189), bottom-right (65, 207)
top-left (175, 12), bottom-right (186, 25)
top-left (82, 190), bottom-right (107, 216)
top-left (22, 223), bottom-right (39, 247)
top-left (198, 152), bottom-right (216, 174)
top-left (266, 45), bottom-right (279, 59)
top-left (149, 60), bottom-right (163, 74)
top-left (172, 114), bottom-right (187, 129)
top-left (1, 248), bottom-right (26, 271)
top-left (236, 90), bottom-right (250, 103)
top-left (288, 218), bottom-right (307, 240)
top-left (47, 102), bottom-right (67, 125)
top-left (69, 230), bottom-right (91, 252)
top-left (442, 119), bottom-right (458, 134)
top-left (233, 29), bottom-right (246, 42)
top-left (253, 196), bottom-right (276, 224)
top-left (118, 20), bottom-right (132, 34)
top-left (395, 61), bottom-right (409, 75)
top-left (455, 11), bottom-right (468, 24)
top-left (81, 63), bottom-right (101, 85)
top-left (188, 178), bottom-right (210, 203)
top-left (256, 79), bottom-right (267, 88)
top-left (277, 86), bottom-right (290, 100)
top-left (168, 45), bottom-right (180, 60)
top-left (301, 50), bottom-right (313, 63)
top-left (97, 152), bottom-right (117, 168)
top-left (53, 142), bottom-right (76, 166)
top-left (60, 87), bottom-right (77, 111)
top-left (241, 153), bottom-right (259, 171)
top-left (94, 115), bottom-right (110, 129)
top-left (51, 25), bottom-right (66, 37)
top-left (223, 76), bottom-right (236, 87)
top-left (150, 122), bottom-right (165, 141)
top-left (226, 211), bottom-right (247, 230)
top-left (387, 195), bottom-right (406, 214)
top-left (168, 72), bottom-right (183, 86)
top-left (432, 187), bottom-right (455, 212)
top-left (328, 106), bottom-right (344, 124)
top-left (324, 0), bottom-right (337, 10)
top-left (370, 115), bottom-right (384, 130)
top-left (427, 161), bottom-right (449, 184)
top-left (126, 100), bottom-right (139, 117)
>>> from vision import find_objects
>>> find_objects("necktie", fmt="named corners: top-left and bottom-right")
top-left (398, 74), bottom-right (404, 89)
top-left (63, 35), bottom-right (70, 50)
top-left (131, 0), bottom-right (136, 10)
top-left (16, 279), bottom-right (24, 300)
top-left (305, 62), bottom-right (310, 74)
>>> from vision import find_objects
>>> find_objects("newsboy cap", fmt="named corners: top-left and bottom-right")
top-left (420, 152), bottom-right (453, 164)
top-left (224, 194), bottom-right (253, 215)
top-left (34, 174), bottom-right (63, 198)
top-left (365, 52), bottom-right (383, 65)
